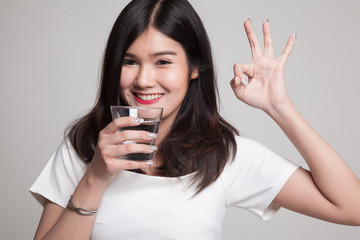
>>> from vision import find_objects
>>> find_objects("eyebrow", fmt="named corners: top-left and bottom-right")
top-left (124, 50), bottom-right (177, 58)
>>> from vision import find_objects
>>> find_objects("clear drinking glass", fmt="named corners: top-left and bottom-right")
top-left (110, 106), bottom-right (163, 161)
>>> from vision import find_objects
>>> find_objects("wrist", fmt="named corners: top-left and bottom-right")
top-left (67, 195), bottom-right (98, 216)
top-left (84, 165), bottom-right (111, 190)
top-left (265, 98), bottom-right (295, 121)
top-left (69, 169), bottom-right (108, 213)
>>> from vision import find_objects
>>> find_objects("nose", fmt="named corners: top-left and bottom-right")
top-left (134, 65), bottom-right (156, 89)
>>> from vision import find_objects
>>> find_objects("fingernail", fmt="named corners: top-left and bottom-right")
top-left (135, 118), bottom-right (144, 124)
top-left (146, 160), bottom-right (153, 166)
top-left (240, 78), bottom-right (248, 87)
top-left (265, 19), bottom-right (269, 23)
top-left (247, 18), bottom-right (251, 23)
top-left (292, 33), bottom-right (298, 37)
top-left (148, 132), bottom-right (157, 139)
top-left (149, 145), bottom-right (158, 151)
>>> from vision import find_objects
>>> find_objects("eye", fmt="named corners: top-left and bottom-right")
top-left (123, 59), bottom-right (137, 66)
top-left (156, 59), bottom-right (172, 65)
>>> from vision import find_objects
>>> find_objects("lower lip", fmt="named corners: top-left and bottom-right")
top-left (135, 95), bottom-right (163, 105)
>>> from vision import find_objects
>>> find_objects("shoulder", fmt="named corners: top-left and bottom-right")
top-left (45, 138), bottom-right (87, 173)
top-left (220, 135), bottom-right (299, 220)
top-left (233, 135), bottom-right (274, 158)
top-left (57, 138), bottom-right (87, 165)
top-left (224, 135), bottom-right (298, 176)
top-left (234, 135), bottom-right (263, 149)
top-left (29, 138), bottom-right (87, 207)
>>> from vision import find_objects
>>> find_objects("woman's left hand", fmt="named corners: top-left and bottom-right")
top-left (230, 19), bottom-right (296, 114)
top-left (231, 20), bottom-right (360, 226)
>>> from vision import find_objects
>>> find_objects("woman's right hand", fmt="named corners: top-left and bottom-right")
top-left (87, 117), bottom-right (156, 184)
top-left (33, 117), bottom-right (155, 240)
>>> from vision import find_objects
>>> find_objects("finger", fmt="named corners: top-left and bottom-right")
top-left (102, 117), bottom-right (142, 134)
top-left (263, 19), bottom-right (274, 58)
top-left (106, 143), bottom-right (157, 159)
top-left (231, 63), bottom-right (251, 90)
top-left (233, 63), bottom-right (251, 79)
top-left (244, 19), bottom-right (262, 58)
top-left (115, 159), bottom-right (152, 170)
top-left (230, 76), bottom-right (248, 91)
top-left (278, 33), bottom-right (297, 64)
top-left (110, 129), bottom-right (156, 145)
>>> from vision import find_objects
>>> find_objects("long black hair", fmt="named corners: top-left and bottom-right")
top-left (67, 0), bottom-right (239, 194)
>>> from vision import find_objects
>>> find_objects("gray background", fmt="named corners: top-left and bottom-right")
top-left (1, 0), bottom-right (359, 239)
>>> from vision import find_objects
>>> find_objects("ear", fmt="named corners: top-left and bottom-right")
top-left (190, 68), bottom-right (199, 80)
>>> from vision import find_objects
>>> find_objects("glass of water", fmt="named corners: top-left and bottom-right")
top-left (110, 106), bottom-right (163, 161)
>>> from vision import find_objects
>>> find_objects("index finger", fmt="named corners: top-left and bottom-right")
top-left (102, 117), bottom-right (142, 134)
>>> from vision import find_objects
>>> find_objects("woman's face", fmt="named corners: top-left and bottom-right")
top-left (120, 27), bottom-right (198, 129)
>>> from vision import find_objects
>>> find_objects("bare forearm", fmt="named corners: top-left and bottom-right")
top-left (36, 171), bottom-right (107, 240)
top-left (268, 101), bottom-right (360, 213)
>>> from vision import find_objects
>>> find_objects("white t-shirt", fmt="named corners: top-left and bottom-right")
top-left (30, 136), bottom-right (299, 239)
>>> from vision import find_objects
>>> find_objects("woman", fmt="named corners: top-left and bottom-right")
top-left (30, 0), bottom-right (360, 239)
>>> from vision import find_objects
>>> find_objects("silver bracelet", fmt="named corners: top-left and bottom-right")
top-left (67, 195), bottom-right (98, 216)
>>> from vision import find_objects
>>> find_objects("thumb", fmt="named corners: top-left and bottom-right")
top-left (230, 76), bottom-right (247, 90)
top-left (230, 76), bottom-right (248, 100)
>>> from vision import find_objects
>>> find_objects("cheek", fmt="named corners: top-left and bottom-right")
top-left (159, 67), bottom-right (189, 92)
top-left (120, 67), bottom-right (135, 90)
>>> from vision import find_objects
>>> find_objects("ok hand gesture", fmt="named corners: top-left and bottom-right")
top-left (230, 19), bottom-right (296, 115)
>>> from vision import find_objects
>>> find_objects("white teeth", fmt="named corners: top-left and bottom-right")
top-left (136, 93), bottom-right (164, 101)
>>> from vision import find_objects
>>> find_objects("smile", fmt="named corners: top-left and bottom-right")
top-left (134, 93), bottom-right (164, 104)
top-left (136, 93), bottom-right (164, 100)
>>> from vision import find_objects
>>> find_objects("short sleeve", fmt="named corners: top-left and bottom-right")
top-left (220, 136), bottom-right (299, 220)
top-left (29, 139), bottom-right (87, 208)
